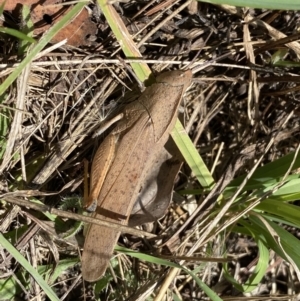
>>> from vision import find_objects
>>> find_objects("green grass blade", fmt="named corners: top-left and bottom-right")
top-left (0, 106), bottom-right (9, 138)
top-left (224, 236), bottom-right (268, 292)
top-left (272, 178), bottom-right (300, 197)
top-left (18, 4), bottom-right (35, 54)
top-left (0, 2), bottom-right (5, 15)
top-left (0, 233), bottom-right (60, 301)
top-left (226, 151), bottom-right (300, 191)
top-left (0, 276), bottom-right (20, 299)
top-left (256, 199), bottom-right (300, 227)
top-left (42, 259), bottom-right (79, 284)
top-left (240, 226), bottom-right (269, 292)
top-left (171, 119), bottom-right (214, 188)
top-left (238, 216), bottom-right (300, 269)
top-left (198, 0), bottom-right (300, 10)
top-left (97, 0), bottom-right (151, 81)
top-left (115, 246), bottom-right (223, 301)
top-left (0, 27), bottom-right (36, 43)
top-left (0, 1), bottom-right (87, 97)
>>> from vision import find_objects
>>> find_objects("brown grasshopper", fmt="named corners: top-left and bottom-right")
top-left (81, 69), bottom-right (192, 282)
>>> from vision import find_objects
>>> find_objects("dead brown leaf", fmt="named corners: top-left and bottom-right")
top-left (1, 0), bottom-right (97, 46)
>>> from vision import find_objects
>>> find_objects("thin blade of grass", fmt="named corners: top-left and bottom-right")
top-left (0, 233), bottom-right (60, 301)
top-left (0, 2), bottom-right (4, 15)
top-left (18, 4), bottom-right (35, 55)
top-left (171, 119), bottom-right (214, 188)
top-left (226, 151), bottom-right (300, 191)
top-left (0, 276), bottom-right (19, 300)
top-left (198, 0), bottom-right (300, 10)
top-left (115, 245), bottom-right (223, 301)
top-left (256, 199), bottom-right (300, 227)
top-left (0, 27), bottom-right (36, 44)
top-left (0, 1), bottom-right (87, 97)
top-left (237, 217), bottom-right (300, 271)
top-left (224, 235), bottom-right (269, 292)
top-left (252, 214), bottom-right (300, 279)
top-left (97, 0), bottom-right (151, 81)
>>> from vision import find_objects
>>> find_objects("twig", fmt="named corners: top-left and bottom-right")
top-left (3, 196), bottom-right (156, 239)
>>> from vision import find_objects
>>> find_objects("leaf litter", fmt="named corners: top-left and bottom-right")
top-left (0, 1), bottom-right (300, 300)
